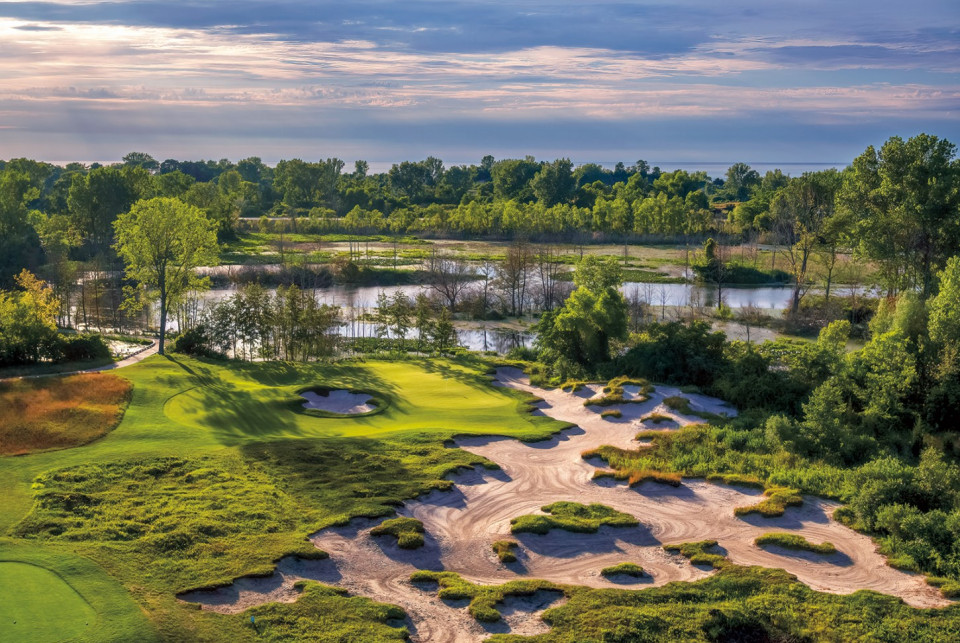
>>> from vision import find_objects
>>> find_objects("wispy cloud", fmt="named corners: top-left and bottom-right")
top-left (0, 1), bottom-right (956, 163)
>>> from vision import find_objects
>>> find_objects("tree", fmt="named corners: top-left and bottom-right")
top-left (388, 291), bottom-right (412, 351)
top-left (725, 163), bottom-right (760, 201)
top-left (113, 198), bottom-right (219, 355)
top-left (413, 292), bottom-right (435, 353)
top-left (429, 253), bottom-right (472, 310)
top-left (0, 269), bottom-right (60, 365)
top-left (839, 134), bottom-right (960, 297)
top-left (531, 158), bottom-right (575, 206)
top-left (122, 152), bottom-right (159, 172)
top-left (771, 171), bottom-right (841, 314)
top-left (535, 256), bottom-right (627, 373)
top-left (431, 307), bottom-right (457, 354)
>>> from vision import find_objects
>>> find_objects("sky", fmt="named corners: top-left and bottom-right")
top-left (0, 0), bottom-right (957, 169)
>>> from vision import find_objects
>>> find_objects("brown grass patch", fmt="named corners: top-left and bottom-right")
top-left (0, 373), bottom-right (132, 455)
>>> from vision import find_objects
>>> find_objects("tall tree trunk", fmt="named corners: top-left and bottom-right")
top-left (158, 277), bottom-right (167, 355)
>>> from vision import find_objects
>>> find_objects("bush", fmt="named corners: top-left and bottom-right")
top-left (54, 334), bottom-right (111, 362)
top-left (171, 325), bottom-right (220, 358)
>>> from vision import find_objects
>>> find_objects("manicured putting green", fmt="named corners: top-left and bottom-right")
top-left (0, 561), bottom-right (95, 642)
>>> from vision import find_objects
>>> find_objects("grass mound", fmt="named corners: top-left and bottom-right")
top-left (663, 395), bottom-right (692, 414)
top-left (492, 540), bottom-right (518, 563)
top-left (583, 446), bottom-right (683, 487)
top-left (642, 413), bottom-right (674, 424)
top-left (585, 376), bottom-right (652, 407)
top-left (510, 501), bottom-right (638, 535)
top-left (600, 562), bottom-right (645, 578)
top-left (734, 487), bottom-right (803, 517)
top-left (411, 571), bottom-right (565, 623)
top-left (705, 473), bottom-right (765, 489)
top-left (246, 581), bottom-right (408, 641)
top-left (370, 517), bottom-right (425, 549)
top-left (600, 409), bottom-right (622, 419)
top-left (664, 540), bottom-right (728, 569)
top-left (755, 533), bottom-right (836, 554)
top-left (0, 373), bottom-right (131, 455)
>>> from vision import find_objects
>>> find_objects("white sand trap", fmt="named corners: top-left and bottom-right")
top-left (301, 389), bottom-right (375, 415)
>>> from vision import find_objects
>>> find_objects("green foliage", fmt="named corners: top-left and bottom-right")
top-left (246, 581), bottom-right (408, 641)
top-left (600, 562), bottom-right (645, 578)
top-left (113, 197), bottom-right (219, 354)
top-left (370, 517), bottom-right (425, 549)
top-left (510, 501), bottom-right (638, 535)
top-left (662, 396), bottom-right (692, 414)
top-left (733, 487), bottom-right (804, 517)
top-left (492, 540), bottom-right (518, 563)
top-left (663, 540), bottom-right (728, 568)
top-left (0, 270), bottom-right (61, 366)
top-left (411, 570), bottom-right (567, 623)
top-left (600, 409), bottom-right (622, 419)
top-left (755, 532), bottom-right (836, 554)
top-left (535, 257), bottom-right (627, 376)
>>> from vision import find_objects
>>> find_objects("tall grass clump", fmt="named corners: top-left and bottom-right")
top-left (370, 517), bottom-right (425, 549)
top-left (755, 533), bottom-right (836, 554)
top-left (510, 502), bottom-right (638, 535)
top-left (0, 373), bottom-right (131, 455)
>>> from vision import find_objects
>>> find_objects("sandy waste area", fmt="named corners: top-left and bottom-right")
top-left (181, 368), bottom-right (950, 642)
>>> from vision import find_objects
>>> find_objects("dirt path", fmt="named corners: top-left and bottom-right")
top-left (182, 368), bottom-right (949, 641)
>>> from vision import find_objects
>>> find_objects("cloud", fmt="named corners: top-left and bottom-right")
top-left (0, 1), bottom-right (956, 163)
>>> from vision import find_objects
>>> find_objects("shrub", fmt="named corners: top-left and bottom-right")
top-left (54, 334), bottom-right (111, 362)
top-left (642, 413), bottom-right (674, 424)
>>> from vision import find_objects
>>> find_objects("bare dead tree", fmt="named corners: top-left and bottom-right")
top-left (429, 253), bottom-right (473, 311)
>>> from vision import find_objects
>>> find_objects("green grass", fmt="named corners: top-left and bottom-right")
top-left (475, 557), bottom-right (960, 642)
top-left (492, 540), bottom-right (518, 563)
top-left (0, 539), bottom-right (154, 643)
top-left (600, 562), bottom-right (645, 578)
top-left (664, 540), bottom-right (728, 569)
top-left (734, 487), bottom-right (804, 518)
top-left (370, 517), bottom-right (425, 549)
top-left (0, 354), bottom-right (567, 640)
top-left (245, 581), bottom-right (408, 641)
top-left (585, 376), bottom-right (652, 407)
top-left (510, 501), bottom-right (638, 535)
top-left (641, 413), bottom-right (674, 424)
top-left (755, 533), bottom-right (837, 555)
top-left (662, 395), bottom-right (692, 414)
top-left (410, 571), bottom-right (569, 623)
top-left (600, 409), bottom-right (622, 419)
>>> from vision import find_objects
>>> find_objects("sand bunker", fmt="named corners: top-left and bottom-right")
top-left (300, 389), bottom-right (375, 415)
top-left (187, 368), bottom-right (948, 642)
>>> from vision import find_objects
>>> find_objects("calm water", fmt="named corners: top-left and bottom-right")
top-left (167, 280), bottom-right (866, 352)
